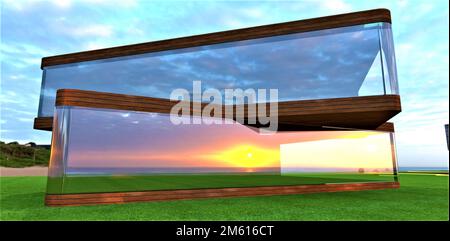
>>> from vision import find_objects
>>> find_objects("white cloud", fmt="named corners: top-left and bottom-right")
top-left (17, 117), bottom-right (33, 122)
top-left (126, 27), bottom-right (145, 36)
top-left (81, 0), bottom-right (137, 8)
top-left (3, 0), bottom-right (73, 10)
top-left (2, 0), bottom-right (137, 13)
top-left (52, 0), bottom-right (72, 9)
top-left (21, 58), bottom-right (41, 65)
top-left (221, 16), bottom-right (245, 29)
top-left (1, 43), bottom-right (51, 57)
top-left (241, 8), bottom-right (264, 18)
top-left (320, 0), bottom-right (352, 13)
top-left (71, 24), bottom-right (114, 38)
top-left (398, 0), bottom-right (409, 8)
top-left (84, 41), bottom-right (112, 50)
top-left (0, 92), bottom-right (22, 104)
top-left (5, 91), bottom-right (17, 97)
top-left (2, 0), bottom-right (38, 11)
top-left (1, 108), bottom-right (36, 116)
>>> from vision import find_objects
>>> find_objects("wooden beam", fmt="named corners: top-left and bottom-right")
top-left (45, 182), bottom-right (400, 206)
top-left (41, 9), bottom-right (391, 68)
top-left (34, 117), bottom-right (395, 132)
top-left (33, 89), bottom-right (400, 132)
top-left (34, 117), bottom-right (396, 132)
top-left (33, 117), bottom-right (53, 131)
top-left (373, 122), bottom-right (395, 132)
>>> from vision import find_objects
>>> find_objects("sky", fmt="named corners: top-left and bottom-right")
top-left (1, 0), bottom-right (449, 168)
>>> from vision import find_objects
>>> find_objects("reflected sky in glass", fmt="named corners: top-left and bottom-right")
top-left (39, 23), bottom-right (393, 117)
top-left (61, 106), bottom-right (396, 175)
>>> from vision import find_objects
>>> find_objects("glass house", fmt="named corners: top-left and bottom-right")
top-left (35, 9), bottom-right (401, 206)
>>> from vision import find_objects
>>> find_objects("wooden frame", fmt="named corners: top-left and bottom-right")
top-left (41, 8), bottom-right (391, 68)
top-left (45, 182), bottom-right (400, 206)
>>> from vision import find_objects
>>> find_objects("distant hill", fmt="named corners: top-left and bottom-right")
top-left (0, 141), bottom-right (50, 168)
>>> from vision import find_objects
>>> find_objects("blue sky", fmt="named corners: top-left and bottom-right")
top-left (1, 0), bottom-right (449, 168)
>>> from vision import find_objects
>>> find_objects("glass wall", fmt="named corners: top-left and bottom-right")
top-left (39, 23), bottom-right (398, 117)
top-left (47, 106), bottom-right (398, 195)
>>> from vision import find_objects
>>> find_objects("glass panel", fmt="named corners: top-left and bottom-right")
top-left (46, 108), bottom-right (70, 194)
top-left (280, 131), bottom-right (397, 182)
top-left (38, 23), bottom-right (399, 117)
top-left (380, 22), bottom-right (399, 94)
top-left (47, 106), bottom-right (398, 195)
top-left (358, 51), bottom-right (385, 96)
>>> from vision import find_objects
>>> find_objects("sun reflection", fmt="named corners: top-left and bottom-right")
top-left (201, 144), bottom-right (280, 168)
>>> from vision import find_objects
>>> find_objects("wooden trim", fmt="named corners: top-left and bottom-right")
top-left (253, 122), bottom-right (396, 132)
top-left (45, 182), bottom-right (400, 206)
top-left (33, 117), bottom-right (396, 133)
top-left (375, 122), bottom-right (395, 132)
top-left (33, 89), bottom-right (401, 132)
top-left (41, 9), bottom-right (391, 68)
top-left (33, 117), bottom-right (53, 131)
top-left (54, 90), bottom-right (402, 115)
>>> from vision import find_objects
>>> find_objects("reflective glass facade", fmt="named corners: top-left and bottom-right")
top-left (47, 106), bottom-right (398, 194)
top-left (38, 23), bottom-right (398, 117)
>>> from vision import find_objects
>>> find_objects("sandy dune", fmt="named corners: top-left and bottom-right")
top-left (0, 166), bottom-right (48, 176)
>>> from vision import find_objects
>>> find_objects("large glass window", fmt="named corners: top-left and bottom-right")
top-left (47, 106), bottom-right (398, 194)
top-left (39, 23), bottom-right (398, 117)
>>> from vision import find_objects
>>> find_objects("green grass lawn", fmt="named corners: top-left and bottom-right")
top-left (47, 173), bottom-right (395, 194)
top-left (0, 173), bottom-right (447, 220)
